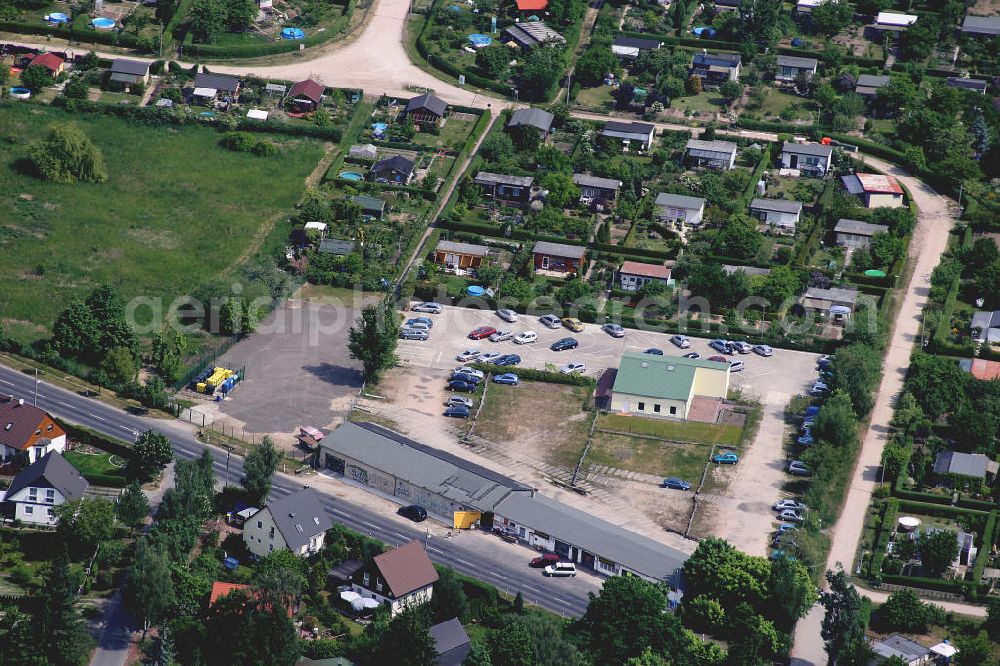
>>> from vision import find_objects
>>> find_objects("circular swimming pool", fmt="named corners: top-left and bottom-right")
top-left (91, 17), bottom-right (116, 29)
top-left (9, 87), bottom-right (31, 99)
top-left (339, 171), bottom-right (364, 181)
top-left (281, 27), bottom-right (304, 39)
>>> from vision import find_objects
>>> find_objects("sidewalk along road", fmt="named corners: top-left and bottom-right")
top-left (0, 361), bottom-right (597, 619)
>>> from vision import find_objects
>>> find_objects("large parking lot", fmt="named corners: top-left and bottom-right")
top-left (395, 303), bottom-right (823, 556)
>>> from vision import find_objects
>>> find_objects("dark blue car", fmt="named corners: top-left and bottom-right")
top-left (494, 354), bottom-right (522, 367)
top-left (550, 337), bottom-right (579, 351)
top-left (661, 477), bottom-right (691, 491)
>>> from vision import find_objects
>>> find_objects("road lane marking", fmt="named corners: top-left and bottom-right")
top-left (89, 414), bottom-right (107, 422)
top-left (0, 379), bottom-right (12, 386)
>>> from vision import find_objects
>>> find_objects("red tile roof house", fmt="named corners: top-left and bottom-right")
top-left (0, 396), bottom-right (67, 464)
top-left (288, 79), bottom-right (324, 112)
top-left (515, 0), bottom-right (548, 10)
top-left (840, 173), bottom-right (905, 208)
top-left (28, 52), bottom-right (65, 76)
top-left (348, 540), bottom-right (439, 616)
top-left (618, 261), bottom-right (671, 292)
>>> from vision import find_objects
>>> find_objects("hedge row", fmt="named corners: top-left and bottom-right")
top-left (81, 472), bottom-right (128, 488)
top-left (470, 363), bottom-right (597, 387)
top-left (735, 118), bottom-right (815, 135)
top-left (896, 498), bottom-right (990, 519)
top-left (181, 13), bottom-right (351, 58)
top-left (844, 271), bottom-right (899, 289)
top-left (415, 17), bottom-right (514, 98)
top-left (879, 574), bottom-right (966, 594)
top-left (823, 133), bottom-right (909, 165)
top-left (970, 510), bottom-right (998, 588)
top-left (869, 498), bottom-right (900, 577)
top-left (334, 177), bottom-right (438, 201)
top-left (57, 419), bottom-right (133, 459)
top-left (0, 20), bottom-right (141, 48)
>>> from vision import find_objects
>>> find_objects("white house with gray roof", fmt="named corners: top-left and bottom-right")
top-left (933, 451), bottom-right (998, 483)
top-left (834, 218), bottom-right (889, 248)
top-left (750, 198), bottom-right (803, 231)
top-left (601, 121), bottom-right (656, 150)
top-left (801, 286), bottom-right (860, 322)
top-left (243, 488), bottom-right (333, 558)
top-left (971, 309), bottom-right (1000, 344)
top-left (2, 451), bottom-right (88, 525)
top-left (654, 192), bottom-right (705, 226)
top-left (776, 55), bottom-right (818, 81)
top-left (573, 173), bottom-right (622, 205)
top-left (110, 58), bottom-right (150, 87)
top-left (780, 141), bottom-right (833, 176)
top-left (684, 139), bottom-right (738, 169)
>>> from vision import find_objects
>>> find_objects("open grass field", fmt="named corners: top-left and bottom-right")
top-left (0, 103), bottom-right (325, 344)
top-left (597, 413), bottom-right (743, 446)
top-left (586, 431), bottom-right (716, 488)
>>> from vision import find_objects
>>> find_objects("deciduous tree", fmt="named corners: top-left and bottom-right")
top-left (128, 430), bottom-right (174, 480)
top-left (36, 550), bottom-right (94, 666)
top-left (242, 436), bottom-right (281, 504)
top-left (919, 528), bottom-right (958, 578)
top-left (29, 124), bottom-right (108, 183)
top-left (821, 569), bottom-right (867, 665)
top-left (117, 480), bottom-right (150, 529)
top-left (56, 497), bottom-right (116, 552)
top-left (431, 566), bottom-right (468, 622)
top-left (811, 0), bottom-right (852, 36)
top-left (124, 540), bottom-right (177, 637)
top-left (348, 298), bottom-right (400, 384)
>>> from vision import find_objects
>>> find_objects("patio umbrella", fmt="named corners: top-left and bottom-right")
top-left (339, 590), bottom-right (361, 603)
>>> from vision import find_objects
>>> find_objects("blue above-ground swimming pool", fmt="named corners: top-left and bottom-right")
top-left (199, 111), bottom-right (216, 118)
top-left (339, 171), bottom-right (364, 181)
top-left (281, 26), bottom-right (305, 39)
top-left (91, 17), bottom-right (116, 29)
top-left (692, 26), bottom-right (716, 37)
top-left (468, 33), bottom-right (492, 48)
top-left (9, 87), bottom-right (31, 99)
top-left (45, 12), bottom-right (69, 23)
top-left (467, 285), bottom-right (486, 297)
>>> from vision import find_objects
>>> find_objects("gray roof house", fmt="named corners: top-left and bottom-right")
top-left (405, 93), bottom-right (448, 124)
top-left (507, 107), bottom-right (555, 137)
top-left (690, 52), bottom-right (742, 82)
top-left (780, 141), bottom-right (833, 175)
top-left (655, 193), bottom-right (706, 226)
top-left (244, 487), bottom-right (334, 558)
top-left (2, 451), bottom-right (88, 526)
top-left (429, 618), bottom-right (471, 666)
top-left (776, 55), bottom-right (818, 81)
top-left (351, 194), bottom-right (387, 217)
top-left (856, 74), bottom-right (890, 96)
top-left (371, 155), bottom-right (415, 185)
top-left (870, 634), bottom-right (932, 665)
top-left (933, 451), bottom-right (998, 481)
top-left (750, 198), bottom-right (803, 231)
top-left (971, 309), bottom-right (1000, 344)
top-left (573, 173), bottom-right (622, 203)
top-left (504, 21), bottom-right (566, 49)
top-left (193, 72), bottom-right (241, 94)
top-left (801, 286), bottom-right (860, 322)
top-left (946, 77), bottom-right (987, 94)
top-left (473, 172), bottom-right (535, 206)
top-left (685, 139), bottom-right (738, 170)
top-left (961, 15), bottom-right (1000, 36)
top-left (601, 121), bottom-right (656, 150)
top-left (110, 58), bottom-right (150, 86)
top-left (834, 218), bottom-right (889, 248)
top-left (612, 36), bottom-right (662, 58)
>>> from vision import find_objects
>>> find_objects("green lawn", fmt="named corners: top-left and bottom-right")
top-left (760, 89), bottom-right (814, 122)
top-left (586, 431), bottom-right (717, 488)
top-left (574, 85), bottom-right (614, 112)
top-left (63, 450), bottom-right (126, 478)
top-left (597, 413), bottom-right (743, 446)
top-left (0, 104), bottom-right (325, 343)
top-left (671, 91), bottom-right (725, 116)
top-left (411, 118), bottom-right (475, 151)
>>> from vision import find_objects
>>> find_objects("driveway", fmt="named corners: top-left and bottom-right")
top-left (211, 299), bottom-right (363, 436)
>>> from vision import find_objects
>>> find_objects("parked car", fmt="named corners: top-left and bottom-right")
top-left (777, 509), bottom-right (804, 522)
top-left (479, 352), bottom-right (502, 363)
top-left (804, 406), bottom-right (820, 416)
top-left (776, 523), bottom-right (798, 534)
top-left (729, 360), bottom-right (745, 372)
top-left (559, 362), bottom-right (586, 375)
top-left (454, 366), bottom-right (484, 379)
top-left (404, 321), bottom-right (431, 332)
top-left (732, 341), bottom-right (753, 354)
top-left (670, 335), bottom-right (691, 349)
top-left (561, 317), bottom-right (585, 333)
top-left (447, 380), bottom-right (476, 393)
top-left (644, 348), bottom-right (664, 355)
top-left (788, 462), bottom-right (811, 476)
top-left (445, 396), bottom-right (474, 409)
top-left (712, 452), bottom-right (739, 464)
top-left (753, 345), bottom-right (773, 357)
top-left (496, 308), bottom-right (519, 323)
top-left (530, 553), bottom-right (560, 568)
top-left (797, 432), bottom-right (814, 446)
top-left (456, 349), bottom-right (482, 362)
top-left (400, 328), bottom-right (429, 341)
top-left (602, 323), bottom-right (625, 338)
top-left (774, 499), bottom-right (807, 512)
top-left (709, 339), bottom-right (732, 354)
top-left (708, 355), bottom-right (728, 363)
top-left (817, 355), bottom-right (832, 370)
top-left (411, 302), bottom-right (442, 314)
top-left (469, 326), bottom-right (497, 340)
top-left (444, 405), bottom-right (471, 418)
top-left (543, 562), bottom-right (577, 577)
top-left (809, 382), bottom-right (829, 396)
top-left (801, 418), bottom-right (815, 430)
top-left (539, 314), bottom-right (562, 329)
top-left (399, 505), bottom-right (428, 521)
top-left (451, 372), bottom-right (481, 385)
top-left (406, 317), bottom-right (433, 329)
top-left (770, 550), bottom-right (796, 561)
top-left (550, 337), bottom-right (579, 351)
top-left (683, 352), bottom-right (701, 359)
top-left (494, 354), bottom-right (521, 366)
top-left (493, 373), bottom-right (519, 385)
top-left (661, 477), bottom-right (691, 491)
top-left (514, 331), bottom-right (538, 345)
top-left (490, 330), bottom-right (514, 342)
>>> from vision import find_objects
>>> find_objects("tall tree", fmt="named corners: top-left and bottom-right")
top-left (739, 0), bottom-right (784, 43)
top-left (55, 497), bottom-right (116, 553)
top-left (874, 590), bottom-right (943, 633)
top-left (682, 537), bottom-right (771, 612)
top-left (372, 608), bottom-right (437, 666)
top-left (487, 616), bottom-right (534, 666)
top-left (35, 550), bottom-right (94, 666)
top-left (150, 625), bottom-right (177, 666)
top-left (0, 604), bottom-right (36, 666)
top-left (520, 46), bottom-right (565, 101)
top-left (242, 436), bottom-right (281, 504)
top-left (831, 343), bottom-right (881, 416)
top-left (476, 44), bottom-right (511, 79)
top-left (29, 124), bottom-right (107, 184)
top-left (347, 298), bottom-right (400, 384)
top-left (204, 590), bottom-right (300, 666)
top-left (919, 529), bottom-right (958, 578)
top-left (954, 631), bottom-right (992, 666)
top-left (188, 0), bottom-right (225, 42)
top-left (767, 555), bottom-right (818, 629)
top-left (431, 566), bottom-right (468, 622)
top-left (128, 430), bottom-right (174, 480)
top-left (124, 541), bottom-right (177, 638)
top-left (117, 481), bottom-right (150, 530)
top-left (810, 0), bottom-right (852, 36)
top-left (820, 569), bottom-right (866, 665)
top-left (814, 390), bottom-right (859, 448)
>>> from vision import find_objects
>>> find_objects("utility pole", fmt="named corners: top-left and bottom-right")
top-left (33, 368), bottom-right (43, 406)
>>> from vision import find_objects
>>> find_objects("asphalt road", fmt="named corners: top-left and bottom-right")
top-left (0, 362), bottom-right (593, 657)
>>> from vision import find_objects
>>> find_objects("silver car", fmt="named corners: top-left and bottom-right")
top-left (496, 308), bottom-right (519, 323)
top-left (732, 341), bottom-right (752, 354)
top-left (602, 323), bottom-right (626, 338)
top-left (400, 328), bottom-right (429, 341)
top-left (411, 302), bottom-right (442, 314)
top-left (445, 396), bottom-right (474, 409)
top-left (670, 335), bottom-right (691, 349)
top-left (490, 330), bottom-right (514, 342)
top-left (539, 314), bottom-right (561, 329)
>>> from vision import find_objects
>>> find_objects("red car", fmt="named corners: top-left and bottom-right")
top-left (708, 355), bottom-right (728, 363)
top-left (530, 553), bottom-right (561, 568)
top-left (469, 326), bottom-right (497, 340)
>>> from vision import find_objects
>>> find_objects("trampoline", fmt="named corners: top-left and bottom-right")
top-left (91, 17), bottom-right (116, 29)
top-left (281, 26), bottom-right (305, 39)
top-left (468, 33), bottom-right (492, 48)
top-left (45, 12), bottom-right (69, 23)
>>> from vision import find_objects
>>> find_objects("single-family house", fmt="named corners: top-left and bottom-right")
top-left (800, 286), bottom-right (860, 323)
top-left (855, 74), bottom-right (890, 96)
top-left (610, 352), bottom-right (730, 420)
top-left (874, 11), bottom-right (918, 31)
top-left (243, 488), bottom-right (333, 558)
top-left (504, 22), bottom-right (566, 50)
top-left (532, 241), bottom-right (586, 275)
top-left (28, 52), bottom-right (64, 75)
top-left (684, 139), bottom-right (738, 170)
top-left (371, 155), bottom-right (415, 185)
top-left (349, 540), bottom-right (439, 616)
top-left (0, 396), bottom-right (67, 464)
top-left (870, 634), bottom-right (933, 666)
top-left (780, 141), bottom-right (832, 176)
top-left (961, 15), bottom-right (1000, 36)
top-left (1, 452), bottom-right (87, 526)
top-left (192, 72), bottom-right (241, 101)
top-left (654, 192), bottom-right (706, 226)
top-left (573, 174), bottom-right (622, 206)
top-left (288, 79), bottom-right (324, 112)
top-left (349, 144), bottom-right (379, 161)
top-left (435, 240), bottom-right (489, 269)
top-left (515, 0), bottom-right (548, 10)
top-left (841, 173), bottom-right (905, 208)
top-left (405, 93), bottom-right (448, 126)
top-left (109, 58), bottom-right (150, 87)
top-left (933, 451), bottom-right (998, 485)
top-left (834, 218), bottom-right (889, 248)
top-left (601, 121), bottom-right (656, 151)
top-left (776, 55), bottom-right (818, 82)
top-left (689, 52), bottom-right (741, 83)
top-left (972, 309), bottom-right (1000, 344)
top-left (750, 198), bottom-right (803, 231)
top-left (946, 77), bottom-right (987, 94)
top-left (619, 261), bottom-right (671, 292)
top-left (507, 107), bottom-right (555, 139)
top-left (350, 194), bottom-right (387, 219)
top-left (612, 36), bottom-right (662, 59)
top-left (473, 172), bottom-right (535, 207)
top-left (429, 618), bottom-right (471, 666)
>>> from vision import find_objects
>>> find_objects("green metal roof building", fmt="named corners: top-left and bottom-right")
top-left (610, 352), bottom-right (730, 420)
